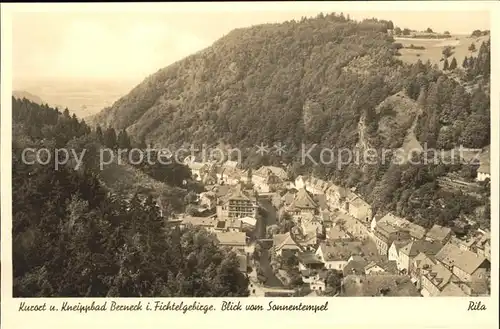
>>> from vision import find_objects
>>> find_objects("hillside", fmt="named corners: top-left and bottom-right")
top-left (12, 90), bottom-right (44, 104)
top-left (92, 13), bottom-right (491, 230)
top-left (12, 97), bottom-right (248, 297)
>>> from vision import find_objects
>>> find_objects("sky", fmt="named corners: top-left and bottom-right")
top-left (10, 4), bottom-right (490, 84)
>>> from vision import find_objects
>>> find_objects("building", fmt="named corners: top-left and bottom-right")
top-left (294, 175), bottom-right (307, 190)
top-left (409, 252), bottom-right (436, 289)
top-left (397, 240), bottom-right (443, 272)
top-left (315, 241), bottom-right (362, 271)
top-left (341, 274), bottom-right (420, 296)
top-left (251, 167), bottom-right (283, 193)
top-left (476, 146), bottom-right (490, 181)
top-left (425, 224), bottom-right (452, 244)
top-left (179, 216), bottom-right (217, 231)
top-left (434, 243), bottom-right (490, 283)
top-left (286, 188), bottom-right (318, 222)
top-left (199, 191), bottom-right (217, 209)
top-left (297, 252), bottom-right (325, 271)
top-left (213, 218), bottom-right (243, 233)
top-left (325, 184), bottom-right (348, 210)
top-left (216, 185), bottom-right (259, 220)
top-left (345, 194), bottom-right (372, 224)
top-left (343, 256), bottom-right (368, 276)
top-left (300, 216), bottom-right (323, 237)
top-left (273, 232), bottom-right (302, 256)
top-left (239, 216), bottom-right (257, 229)
top-left (364, 260), bottom-right (398, 275)
top-left (372, 222), bottom-right (411, 256)
top-left (372, 213), bottom-right (427, 240)
top-left (305, 176), bottom-right (331, 195)
top-left (326, 225), bottom-right (350, 241)
top-left (420, 262), bottom-right (459, 297)
top-left (388, 239), bottom-right (412, 269)
top-left (215, 231), bottom-right (247, 252)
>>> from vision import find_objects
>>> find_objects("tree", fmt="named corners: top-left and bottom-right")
top-left (426, 28), bottom-right (434, 33)
top-left (325, 270), bottom-right (343, 295)
top-left (462, 57), bottom-right (469, 69)
top-left (442, 46), bottom-right (453, 58)
top-left (402, 28), bottom-right (411, 36)
top-left (471, 29), bottom-right (482, 38)
top-left (449, 57), bottom-right (457, 70)
top-left (443, 58), bottom-right (449, 71)
top-left (117, 129), bottom-right (131, 149)
top-left (394, 27), bottom-right (402, 35)
top-left (103, 127), bottom-right (117, 149)
top-left (468, 43), bottom-right (476, 52)
top-left (444, 31), bottom-right (450, 35)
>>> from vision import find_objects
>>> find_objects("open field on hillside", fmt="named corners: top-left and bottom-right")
top-left (395, 35), bottom-right (489, 69)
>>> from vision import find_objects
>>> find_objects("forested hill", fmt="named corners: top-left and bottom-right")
top-left (92, 13), bottom-right (491, 231)
top-left (91, 13), bottom-right (401, 147)
top-left (12, 98), bottom-right (249, 297)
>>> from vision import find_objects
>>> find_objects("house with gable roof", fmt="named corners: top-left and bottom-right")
top-left (372, 212), bottom-right (427, 240)
top-left (434, 243), bottom-right (490, 283)
top-left (305, 176), bottom-right (331, 195)
top-left (345, 193), bottom-right (372, 224)
top-left (286, 188), bottom-right (318, 222)
top-left (420, 262), bottom-right (460, 297)
top-left (216, 184), bottom-right (259, 220)
top-left (425, 224), bottom-right (452, 244)
top-left (325, 184), bottom-right (348, 210)
top-left (273, 232), bottom-right (302, 256)
top-left (397, 240), bottom-right (443, 272)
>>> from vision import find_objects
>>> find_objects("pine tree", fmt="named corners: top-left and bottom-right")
top-left (462, 56), bottom-right (469, 69)
top-left (449, 57), bottom-right (457, 70)
top-left (443, 58), bottom-right (449, 71)
top-left (95, 125), bottom-right (104, 143)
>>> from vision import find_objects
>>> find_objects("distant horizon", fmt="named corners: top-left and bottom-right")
top-left (12, 9), bottom-right (489, 83)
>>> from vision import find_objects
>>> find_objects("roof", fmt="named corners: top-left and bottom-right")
top-left (239, 216), bottom-right (257, 227)
top-left (289, 188), bottom-right (317, 209)
top-left (426, 224), bottom-right (452, 242)
top-left (377, 213), bottom-right (427, 239)
top-left (343, 259), bottom-right (368, 275)
top-left (440, 282), bottom-right (467, 297)
top-left (223, 160), bottom-right (239, 169)
top-left (435, 243), bottom-right (489, 275)
top-left (412, 252), bottom-right (436, 271)
top-left (273, 232), bottom-right (300, 251)
top-left (188, 162), bottom-right (207, 171)
top-left (223, 185), bottom-right (256, 202)
top-left (227, 218), bottom-right (243, 228)
top-left (215, 232), bottom-right (246, 247)
top-left (297, 252), bottom-right (324, 265)
top-left (282, 190), bottom-right (296, 205)
top-left (424, 262), bottom-right (454, 290)
top-left (261, 166), bottom-right (288, 180)
top-left (364, 260), bottom-right (398, 274)
top-left (391, 239), bottom-right (412, 252)
top-left (326, 226), bottom-right (350, 241)
top-left (315, 194), bottom-right (328, 210)
top-left (307, 176), bottom-right (331, 192)
top-left (326, 184), bottom-right (348, 198)
top-left (348, 195), bottom-right (371, 210)
top-left (341, 274), bottom-right (420, 297)
top-left (317, 241), bottom-right (363, 262)
top-left (399, 240), bottom-right (443, 258)
top-left (181, 216), bottom-right (217, 227)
